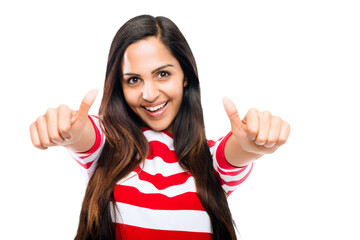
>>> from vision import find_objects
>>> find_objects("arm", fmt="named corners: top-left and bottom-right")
top-left (68, 115), bottom-right (105, 182)
top-left (209, 132), bottom-right (254, 196)
top-left (222, 98), bottom-right (291, 167)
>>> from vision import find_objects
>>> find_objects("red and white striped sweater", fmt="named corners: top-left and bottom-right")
top-left (69, 115), bottom-right (253, 240)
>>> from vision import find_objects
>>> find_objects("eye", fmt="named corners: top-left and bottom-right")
top-left (127, 77), bottom-right (141, 85)
top-left (157, 71), bottom-right (170, 79)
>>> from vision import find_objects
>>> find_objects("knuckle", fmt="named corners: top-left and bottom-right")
top-left (49, 133), bottom-right (61, 143)
top-left (42, 139), bottom-right (51, 147)
top-left (249, 108), bottom-right (258, 114)
top-left (248, 129), bottom-right (258, 136)
top-left (36, 115), bottom-right (45, 125)
top-left (278, 137), bottom-right (287, 145)
top-left (58, 104), bottom-right (70, 111)
top-left (255, 137), bottom-right (266, 145)
top-left (45, 108), bottom-right (55, 116)
top-left (246, 127), bottom-right (258, 137)
top-left (273, 116), bottom-right (282, 123)
top-left (58, 125), bottom-right (71, 135)
top-left (267, 138), bottom-right (277, 145)
top-left (283, 121), bottom-right (291, 130)
top-left (262, 110), bottom-right (272, 118)
top-left (264, 144), bottom-right (275, 149)
top-left (34, 142), bottom-right (44, 149)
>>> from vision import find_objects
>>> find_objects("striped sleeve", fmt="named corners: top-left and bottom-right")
top-left (68, 115), bottom-right (105, 182)
top-left (208, 132), bottom-right (253, 195)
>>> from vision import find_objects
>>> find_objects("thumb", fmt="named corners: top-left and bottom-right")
top-left (72, 89), bottom-right (98, 123)
top-left (222, 97), bottom-right (244, 131)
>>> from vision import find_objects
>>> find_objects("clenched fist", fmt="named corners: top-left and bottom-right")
top-left (29, 89), bottom-right (98, 151)
top-left (223, 97), bottom-right (290, 156)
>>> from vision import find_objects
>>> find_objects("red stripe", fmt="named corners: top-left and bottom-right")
top-left (227, 189), bottom-right (235, 195)
top-left (222, 176), bottom-right (248, 187)
top-left (114, 223), bottom-right (212, 240)
top-left (73, 115), bottom-right (102, 169)
top-left (74, 159), bottom-right (94, 169)
top-left (133, 166), bottom-right (192, 190)
top-left (147, 141), bottom-right (177, 163)
top-left (207, 139), bottom-right (216, 148)
top-left (220, 163), bottom-right (253, 187)
top-left (113, 185), bottom-right (205, 211)
top-left (216, 165), bottom-right (246, 176)
top-left (215, 132), bottom-right (246, 170)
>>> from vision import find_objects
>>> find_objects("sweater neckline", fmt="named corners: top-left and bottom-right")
top-left (141, 128), bottom-right (174, 139)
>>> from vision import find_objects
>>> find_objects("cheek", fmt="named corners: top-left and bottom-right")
top-left (174, 86), bottom-right (184, 103)
top-left (123, 89), bottom-right (138, 108)
top-left (166, 80), bottom-right (185, 101)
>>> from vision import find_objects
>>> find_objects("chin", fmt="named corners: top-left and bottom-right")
top-left (147, 125), bottom-right (168, 132)
top-left (145, 121), bottom-right (172, 132)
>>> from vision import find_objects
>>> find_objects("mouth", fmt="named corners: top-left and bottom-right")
top-left (142, 101), bottom-right (169, 113)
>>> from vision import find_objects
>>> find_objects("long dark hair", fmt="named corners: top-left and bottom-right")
top-left (75, 15), bottom-right (237, 240)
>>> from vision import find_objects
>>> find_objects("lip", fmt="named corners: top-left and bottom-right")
top-left (141, 101), bottom-right (169, 118)
top-left (142, 100), bottom-right (168, 109)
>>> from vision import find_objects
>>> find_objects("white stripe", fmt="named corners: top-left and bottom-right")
top-left (213, 154), bottom-right (247, 173)
top-left (140, 157), bottom-right (185, 177)
top-left (214, 163), bottom-right (252, 183)
top-left (69, 115), bottom-right (105, 182)
top-left (70, 148), bottom-right (98, 164)
top-left (209, 135), bottom-right (252, 194)
top-left (110, 202), bottom-right (212, 233)
top-left (222, 184), bottom-right (239, 193)
top-left (118, 171), bottom-right (197, 197)
top-left (209, 145), bottom-right (216, 155)
top-left (216, 163), bottom-right (246, 173)
top-left (210, 141), bottom-right (246, 173)
top-left (143, 130), bottom-right (174, 150)
top-left (81, 168), bottom-right (96, 183)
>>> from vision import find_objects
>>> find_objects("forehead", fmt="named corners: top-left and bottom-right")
top-left (121, 37), bottom-right (180, 74)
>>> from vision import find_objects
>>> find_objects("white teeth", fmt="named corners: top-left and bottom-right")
top-left (145, 102), bottom-right (167, 112)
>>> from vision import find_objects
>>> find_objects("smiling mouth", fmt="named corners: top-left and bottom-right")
top-left (142, 101), bottom-right (169, 112)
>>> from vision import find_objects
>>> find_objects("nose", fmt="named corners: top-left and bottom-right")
top-left (142, 81), bottom-right (159, 102)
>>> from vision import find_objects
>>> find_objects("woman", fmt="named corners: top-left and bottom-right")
top-left (30, 15), bottom-right (290, 240)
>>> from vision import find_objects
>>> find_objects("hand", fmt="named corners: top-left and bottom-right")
top-left (223, 97), bottom-right (290, 155)
top-left (30, 89), bottom-right (98, 150)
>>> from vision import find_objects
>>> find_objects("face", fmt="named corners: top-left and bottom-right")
top-left (121, 37), bottom-right (186, 133)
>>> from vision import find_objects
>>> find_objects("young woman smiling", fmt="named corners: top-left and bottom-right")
top-left (30, 15), bottom-right (290, 240)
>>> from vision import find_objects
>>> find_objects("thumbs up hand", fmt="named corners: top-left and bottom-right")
top-left (30, 89), bottom-right (98, 150)
top-left (222, 97), bottom-right (290, 155)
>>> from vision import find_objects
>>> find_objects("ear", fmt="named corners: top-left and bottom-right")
top-left (183, 77), bottom-right (188, 87)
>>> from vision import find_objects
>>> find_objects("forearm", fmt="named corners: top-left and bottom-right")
top-left (224, 135), bottom-right (263, 167)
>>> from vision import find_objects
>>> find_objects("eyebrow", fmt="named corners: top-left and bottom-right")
top-left (123, 64), bottom-right (175, 77)
top-left (151, 64), bottom-right (174, 74)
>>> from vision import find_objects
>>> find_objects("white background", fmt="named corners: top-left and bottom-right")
top-left (1, 0), bottom-right (359, 239)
